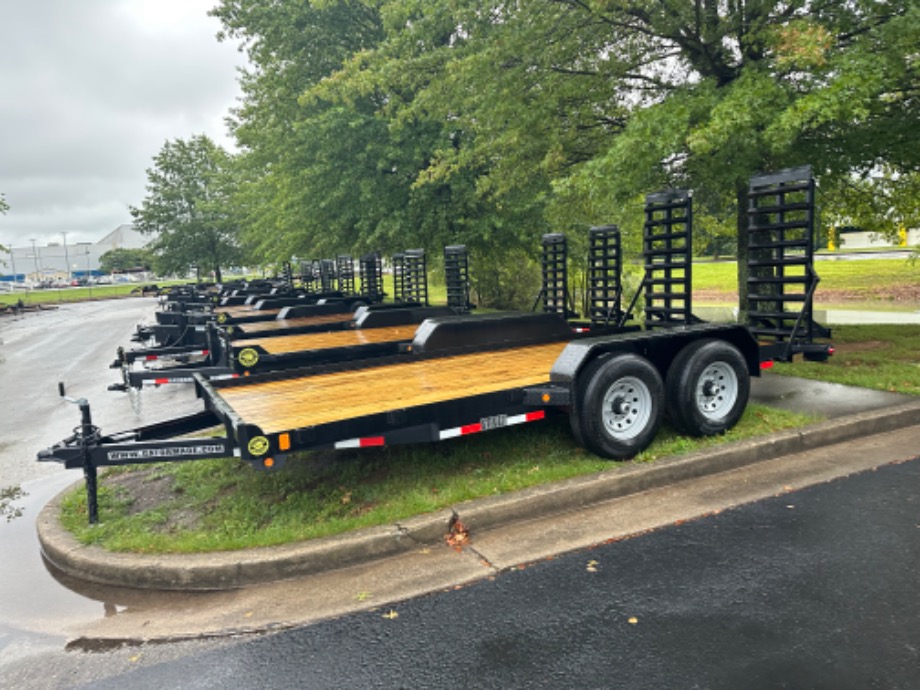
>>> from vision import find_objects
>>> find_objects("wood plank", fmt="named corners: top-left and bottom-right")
top-left (220, 304), bottom-right (281, 318)
top-left (237, 325), bottom-right (417, 355)
top-left (217, 341), bottom-right (568, 434)
top-left (236, 312), bottom-right (353, 335)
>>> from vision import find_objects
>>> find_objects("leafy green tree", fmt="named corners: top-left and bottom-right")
top-left (211, 1), bottom-right (388, 264)
top-left (98, 248), bottom-right (154, 274)
top-left (332, 0), bottom-right (918, 299)
top-left (130, 135), bottom-right (242, 282)
top-left (211, 0), bottom-right (918, 305)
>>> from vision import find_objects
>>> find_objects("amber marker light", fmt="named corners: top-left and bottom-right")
top-left (263, 457), bottom-right (275, 468)
top-left (542, 393), bottom-right (551, 403)
top-left (279, 433), bottom-right (291, 451)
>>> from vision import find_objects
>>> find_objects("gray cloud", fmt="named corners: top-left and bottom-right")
top-left (0, 0), bottom-right (245, 248)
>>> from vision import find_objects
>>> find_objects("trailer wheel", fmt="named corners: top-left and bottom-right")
top-left (666, 339), bottom-right (749, 437)
top-left (577, 354), bottom-right (664, 460)
top-left (568, 354), bottom-right (611, 450)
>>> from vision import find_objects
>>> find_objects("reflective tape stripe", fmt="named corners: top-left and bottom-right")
top-left (438, 410), bottom-right (545, 440)
top-left (335, 436), bottom-right (385, 449)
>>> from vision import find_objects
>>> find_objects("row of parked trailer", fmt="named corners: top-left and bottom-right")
top-left (39, 166), bottom-right (833, 523)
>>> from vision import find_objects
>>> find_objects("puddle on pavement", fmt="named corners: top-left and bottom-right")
top-left (0, 472), bottom-right (229, 642)
top-left (751, 376), bottom-right (916, 418)
top-left (1, 484), bottom-right (29, 522)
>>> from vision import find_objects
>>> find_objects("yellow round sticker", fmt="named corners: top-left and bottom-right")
top-left (238, 348), bottom-right (260, 368)
top-left (248, 436), bottom-right (270, 456)
top-left (217, 312), bottom-right (227, 324)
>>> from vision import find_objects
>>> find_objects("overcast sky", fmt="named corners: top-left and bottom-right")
top-left (0, 0), bottom-right (246, 250)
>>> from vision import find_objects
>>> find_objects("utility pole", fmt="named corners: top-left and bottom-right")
top-left (62, 232), bottom-right (71, 281)
top-left (29, 238), bottom-right (40, 282)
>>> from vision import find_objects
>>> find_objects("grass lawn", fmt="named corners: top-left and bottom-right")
top-left (61, 403), bottom-right (814, 553)
top-left (771, 324), bottom-right (920, 395)
top-left (0, 283), bottom-right (163, 307)
top-left (691, 257), bottom-right (920, 306)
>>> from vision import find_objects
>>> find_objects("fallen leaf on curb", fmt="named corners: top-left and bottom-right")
top-left (628, 617), bottom-right (638, 625)
top-left (586, 559), bottom-right (599, 573)
top-left (355, 591), bottom-right (371, 602)
top-left (382, 610), bottom-right (399, 620)
top-left (446, 518), bottom-right (470, 550)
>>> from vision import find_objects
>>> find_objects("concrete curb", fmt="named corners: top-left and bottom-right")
top-left (37, 400), bottom-right (920, 591)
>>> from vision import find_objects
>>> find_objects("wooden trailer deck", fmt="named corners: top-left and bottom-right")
top-left (217, 341), bottom-right (569, 434)
top-left (234, 312), bottom-right (353, 335)
top-left (220, 304), bottom-right (283, 318)
top-left (236, 325), bottom-right (418, 355)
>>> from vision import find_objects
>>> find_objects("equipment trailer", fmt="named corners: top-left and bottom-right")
top-left (40, 311), bottom-right (761, 523)
top-left (110, 247), bottom-right (472, 388)
top-left (40, 168), bottom-right (832, 524)
top-left (111, 304), bottom-right (457, 388)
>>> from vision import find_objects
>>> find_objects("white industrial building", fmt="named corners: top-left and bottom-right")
top-left (1, 225), bottom-right (150, 283)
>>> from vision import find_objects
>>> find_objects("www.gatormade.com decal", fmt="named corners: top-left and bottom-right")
top-left (107, 444), bottom-right (225, 461)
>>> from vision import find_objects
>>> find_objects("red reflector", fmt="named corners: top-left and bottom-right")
top-left (360, 437), bottom-right (385, 447)
top-left (154, 378), bottom-right (170, 384)
top-left (525, 410), bottom-right (546, 422)
top-left (828, 347), bottom-right (835, 355)
top-left (461, 423), bottom-right (482, 436)
top-left (202, 350), bottom-right (209, 356)
top-left (760, 360), bottom-right (774, 370)
top-left (145, 355), bottom-right (158, 361)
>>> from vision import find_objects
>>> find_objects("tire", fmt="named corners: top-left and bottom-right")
top-left (568, 354), bottom-right (612, 450)
top-left (576, 353), bottom-right (664, 460)
top-left (665, 338), bottom-right (749, 437)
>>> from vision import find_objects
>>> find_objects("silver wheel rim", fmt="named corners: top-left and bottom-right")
top-left (601, 376), bottom-right (652, 440)
top-left (695, 361), bottom-right (738, 421)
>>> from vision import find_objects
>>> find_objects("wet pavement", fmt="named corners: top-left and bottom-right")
top-left (0, 300), bottom-right (203, 638)
top-left (1, 298), bottom-right (918, 660)
top-left (750, 373), bottom-right (917, 417)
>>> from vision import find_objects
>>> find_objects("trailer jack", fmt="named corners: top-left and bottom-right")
top-left (53, 382), bottom-right (102, 525)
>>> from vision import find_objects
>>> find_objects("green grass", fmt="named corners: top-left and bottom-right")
top-left (61, 404), bottom-right (813, 553)
top-left (0, 284), bottom-right (151, 306)
top-left (692, 258), bottom-right (920, 303)
top-left (771, 324), bottom-right (920, 395)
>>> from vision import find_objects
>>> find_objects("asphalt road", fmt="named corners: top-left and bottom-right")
top-left (0, 299), bottom-right (202, 486)
top-left (2, 455), bottom-right (914, 689)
